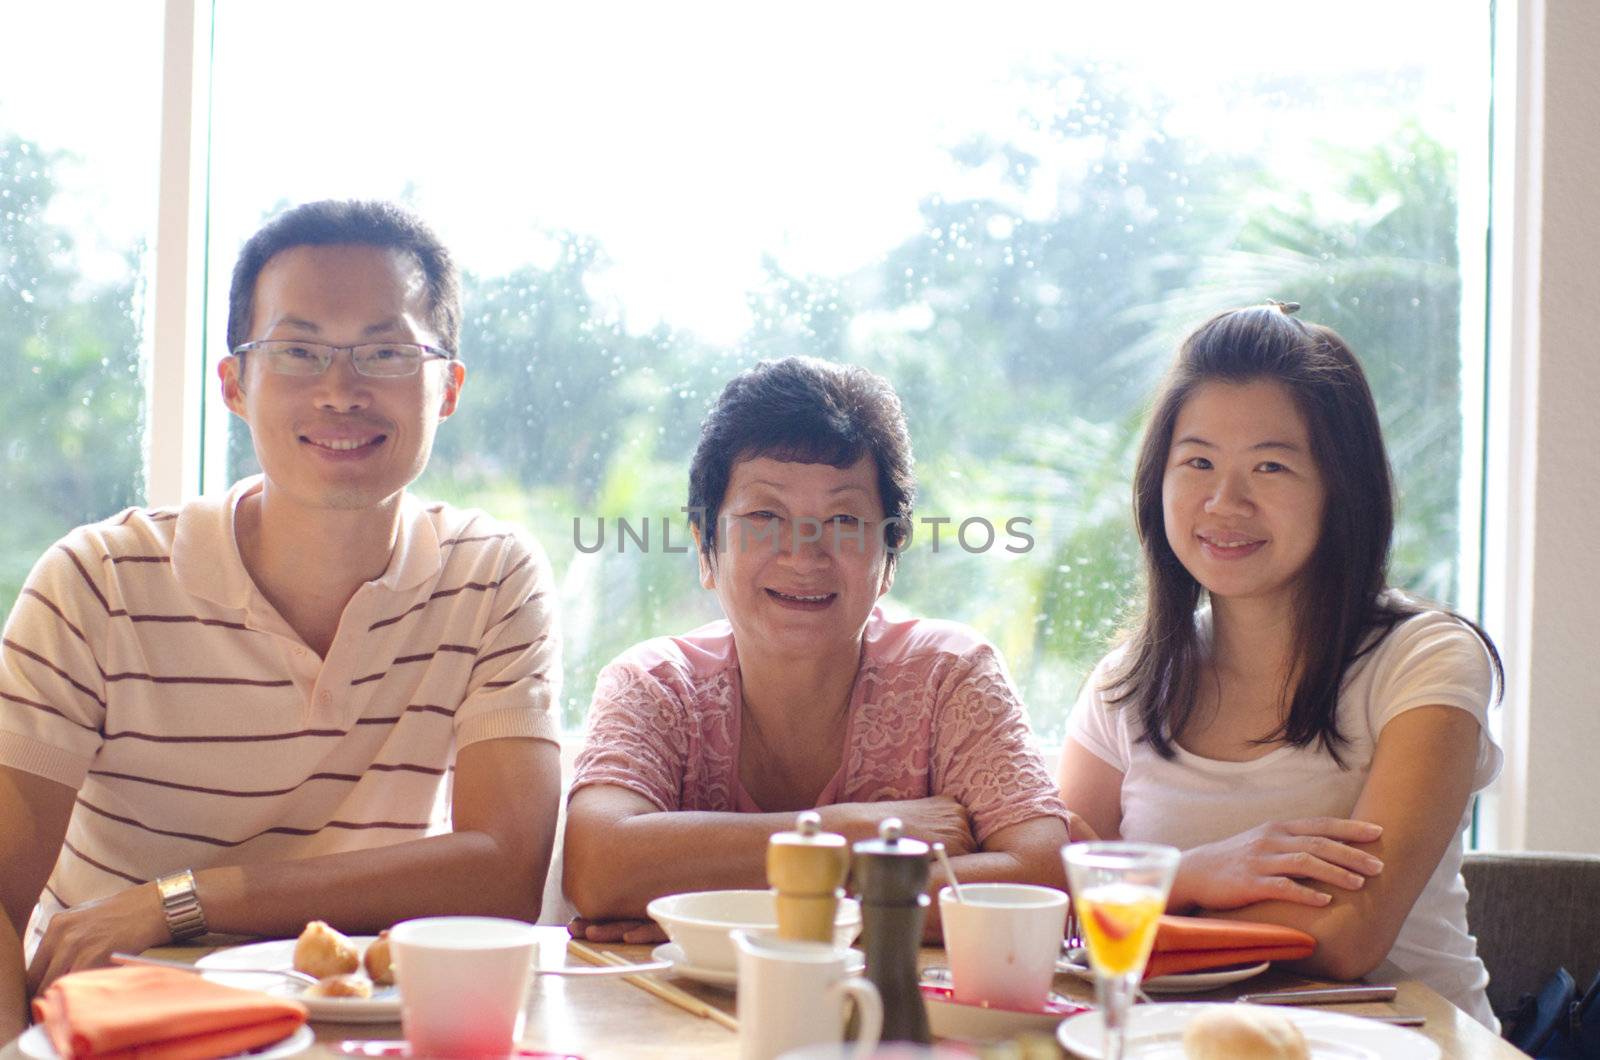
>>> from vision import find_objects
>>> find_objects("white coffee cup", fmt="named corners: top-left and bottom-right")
top-left (938, 883), bottom-right (1069, 1011)
top-left (731, 930), bottom-right (882, 1060)
top-left (389, 916), bottom-right (539, 1058)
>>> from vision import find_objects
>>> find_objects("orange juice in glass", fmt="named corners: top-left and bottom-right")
top-left (1062, 842), bottom-right (1179, 1060)
top-left (1076, 882), bottom-right (1165, 976)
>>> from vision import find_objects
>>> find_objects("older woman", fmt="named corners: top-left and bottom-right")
top-left (564, 357), bottom-right (1072, 942)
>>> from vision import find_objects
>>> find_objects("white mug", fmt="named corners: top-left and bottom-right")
top-left (938, 883), bottom-right (1069, 1010)
top-left (389, 916), bottom-right (539, 1058)
top-left (731, 930), bottom-right (882, 1060)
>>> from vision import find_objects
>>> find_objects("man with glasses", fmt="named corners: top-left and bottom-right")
top-left (0, 201), bottom-right (560, 1033)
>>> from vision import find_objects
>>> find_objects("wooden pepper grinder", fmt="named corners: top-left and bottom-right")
top-left (767, 810), bottom-right (850, 943)
top-left (850, 817), bottom-right (931, 1044)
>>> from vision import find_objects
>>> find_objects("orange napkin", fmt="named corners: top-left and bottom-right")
top-left (1142, 915), bottom-right (1316, 979)
top-left (32, 966), bottom-right (307, 1060)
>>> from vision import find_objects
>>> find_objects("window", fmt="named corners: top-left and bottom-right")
top-left (13, 3), bottom-right (1490, 742)
top-left (0, 7), bottom-right (162, 610)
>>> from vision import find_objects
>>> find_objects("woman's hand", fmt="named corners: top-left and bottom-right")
top-left (822, 796), bottom-right (978, 856)
top-left (881, 796), bottom-right (978, 856)
top-left (567, 916), bottom-right (669, 945)
top-left (1171, 818), bottom-right (1385, 911)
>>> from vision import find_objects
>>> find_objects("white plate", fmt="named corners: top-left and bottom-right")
top-left (651, 942), bottom-right (864, 990)
top-left (1056, 1002), bottom-right (1441, 1059)
top-left (20, 1022), bottom-right (314, 1059)
top-left (1057, 947), bottom-right (1270, 993)
top-left (196, 938), bottom-right (398, 1023)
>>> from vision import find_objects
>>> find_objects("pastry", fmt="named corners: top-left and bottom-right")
top-left (293, 920), bottom-right (361, 978)
top-left (1183, 1006), bottom-right (1309, 1060)
top-left (306, 973), bottom-right (373, 999)
top-left (363, 929), bottom-right (395, 985)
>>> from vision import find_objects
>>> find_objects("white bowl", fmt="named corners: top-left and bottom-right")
top-left (646, 889), bottom-right (861, 973)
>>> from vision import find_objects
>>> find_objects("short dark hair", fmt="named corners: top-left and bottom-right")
top-left (226, 200), bottom-right (461, 354)
top-left (1109, 304), bottom-right (1501, 762)
top-left (688, 357), bottom-right (916, 562)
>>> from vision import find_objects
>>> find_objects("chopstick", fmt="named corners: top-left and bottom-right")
top-left (566, 939), bottom-right (738, 1033)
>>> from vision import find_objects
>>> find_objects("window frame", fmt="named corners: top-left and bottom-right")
top-left (146, 0), bottom-right (1582, 853)
top-left (147, 0), bottom-right (212, 508)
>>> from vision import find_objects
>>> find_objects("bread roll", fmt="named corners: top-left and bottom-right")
top-left (1183, 1006), bottom-right (1309, 1060)
top-left (293, 920), bottom-right (362, 978)
top-left (306, 973), bottom-right (373, 999)
top-left (363, 929), bottom-right (395, 985)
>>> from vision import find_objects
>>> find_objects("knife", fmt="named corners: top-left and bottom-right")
top-left (1236, 985), bottom-right (1399, 1005)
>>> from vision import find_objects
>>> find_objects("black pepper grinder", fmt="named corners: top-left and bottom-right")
top-left (850, 816), bottom-right (931, 1044)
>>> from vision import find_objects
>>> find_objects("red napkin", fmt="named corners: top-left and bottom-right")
top-left (1142, 915), bottom-right (1316, 979)
top-left (32, 966), bottom-right (307, 1060)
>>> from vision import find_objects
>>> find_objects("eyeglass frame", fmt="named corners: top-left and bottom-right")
top-left (229, 339), bottom-right (457, 378)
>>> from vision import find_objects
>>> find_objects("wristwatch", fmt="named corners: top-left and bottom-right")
top-left (154, 869), bottom-right (208, 942)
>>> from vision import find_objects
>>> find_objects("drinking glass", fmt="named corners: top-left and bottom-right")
top-left (1062, 842), bottom-right (1179, 1060)
top-left (389, 916), bottom-right (538, 1058)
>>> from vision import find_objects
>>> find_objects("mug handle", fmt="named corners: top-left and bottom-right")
top-left (835, 976), bottom-right (882, 1060)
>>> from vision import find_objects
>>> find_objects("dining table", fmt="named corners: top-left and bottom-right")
top-left (1, 926), bottom-right (1524, 1059)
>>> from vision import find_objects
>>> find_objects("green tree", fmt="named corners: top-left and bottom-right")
top-left (0, 133), bottom-right (145, 611)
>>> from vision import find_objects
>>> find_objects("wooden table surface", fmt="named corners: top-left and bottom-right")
top-left (2, 926), bottom-right (1523, 1059)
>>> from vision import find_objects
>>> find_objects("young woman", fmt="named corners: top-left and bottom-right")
top-left (566, 356), bottom-right (1073, 943)
top-left (1057, 304), bottom-right (1503, 1028)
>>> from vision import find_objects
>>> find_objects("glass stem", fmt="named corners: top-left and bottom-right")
top-left (1095, 971), bottom-right (1139, 1060)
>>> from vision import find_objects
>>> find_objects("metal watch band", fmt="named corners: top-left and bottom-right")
top-left (155, 869), bottom-right (208, 942)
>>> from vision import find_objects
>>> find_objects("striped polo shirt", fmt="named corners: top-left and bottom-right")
top-left (0, 476), bottom-right (560, 943)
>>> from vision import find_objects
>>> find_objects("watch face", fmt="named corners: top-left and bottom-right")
top-left (158, 869), bottom-right (191, 892)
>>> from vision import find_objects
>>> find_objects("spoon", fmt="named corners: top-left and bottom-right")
top-left (932, 841), bottom-right (964, 903)
top-left (113, 950), bottom-right (672, 984)
top-left (111, 952), bottom-right (319, 987)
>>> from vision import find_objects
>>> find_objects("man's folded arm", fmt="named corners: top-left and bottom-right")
top-left (25, 735), bottom-right (561, 995)
top-left (194, 735), bottom-right (560, 932)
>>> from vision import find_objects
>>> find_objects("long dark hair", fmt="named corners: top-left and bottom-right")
top-left (1107, 304), bottom-right (1502, 762)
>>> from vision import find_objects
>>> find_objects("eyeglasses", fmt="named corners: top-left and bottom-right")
top-left (230, 340), bottom-right (454, 378)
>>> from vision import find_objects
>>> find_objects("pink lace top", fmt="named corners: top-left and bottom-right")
top-left (571, 609), bottom-right (1068, 843)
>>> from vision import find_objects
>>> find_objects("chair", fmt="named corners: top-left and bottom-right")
top-left (1462, 851), bottom-right (1600, 1020)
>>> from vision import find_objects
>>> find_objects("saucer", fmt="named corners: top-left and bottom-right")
top-left (1057, 947), bottom-right (1270, 993)
top-left (652, 942), bottom-right (739, 987)
top-left (651, 942), bottom-right (865, 990)
top-left (920, 983), bottom-right (1091, 1041)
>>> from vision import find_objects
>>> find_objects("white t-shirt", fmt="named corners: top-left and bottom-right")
top-left (1068, 607), bottom-right (1501, 1029)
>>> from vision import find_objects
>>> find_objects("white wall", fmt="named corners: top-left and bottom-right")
top-left (1487, 0), bottom-right (1600, 853)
